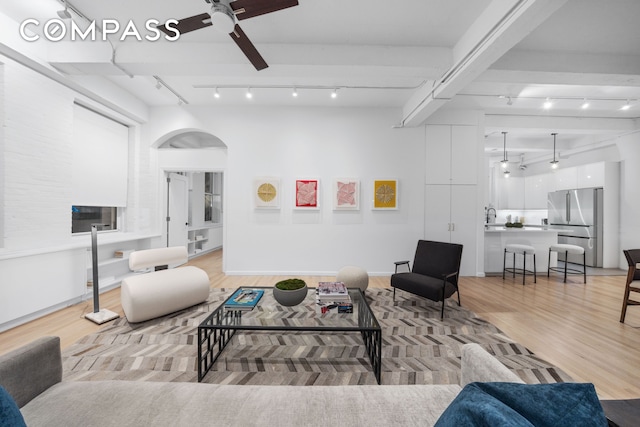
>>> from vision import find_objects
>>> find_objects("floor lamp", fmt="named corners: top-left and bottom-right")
top-left (84, 224), bottom-right (120, 324)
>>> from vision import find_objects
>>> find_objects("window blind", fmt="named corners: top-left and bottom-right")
top-left (72, 104), bottom-right (129, 207)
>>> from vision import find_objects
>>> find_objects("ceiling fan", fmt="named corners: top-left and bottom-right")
top-left (157, 0), bottom-right (299, 71)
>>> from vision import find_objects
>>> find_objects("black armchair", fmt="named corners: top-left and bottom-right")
top-left (391, 240), bottom-right (463, 319)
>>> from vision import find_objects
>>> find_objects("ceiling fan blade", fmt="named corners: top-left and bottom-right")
top-left (231, 0), bottom-right (299, 20)
top-left (229, 24), bottom-right (268, 70)
top-left (157, 13), bottom-right (212, 36)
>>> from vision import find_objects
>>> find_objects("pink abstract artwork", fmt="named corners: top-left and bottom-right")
top-left (337, 181), bottom-right (356, 206)
top-left (333, 179), bottom-right (359, 210)
top-left (295, 179), bottom-right (318, 207)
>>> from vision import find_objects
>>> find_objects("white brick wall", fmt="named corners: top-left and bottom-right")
top-left (3, 58), bottom-right (75, 249)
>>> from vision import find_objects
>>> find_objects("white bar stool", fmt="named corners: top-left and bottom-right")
top-left (503, 244), bottom-right (537, 285)
top-left (548, 244), bottom-right (586, 283)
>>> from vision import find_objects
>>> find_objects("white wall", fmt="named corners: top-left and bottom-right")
top-left (2, 56), bottom-right (75, 249)
top-left (145, 106), bottom-right (426, 276)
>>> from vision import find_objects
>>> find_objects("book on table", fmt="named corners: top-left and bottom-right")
top-left (224, 288), bottom-right (264, 311)
top-left (315, 298), bottom-right (353, 314)
top-left (316, 281), bottom-right (350, 301)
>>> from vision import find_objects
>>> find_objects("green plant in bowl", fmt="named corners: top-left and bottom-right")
top-left (275, 278), bottom-right (306, 290)
top-left (273, 279), bottom-right (308, 306)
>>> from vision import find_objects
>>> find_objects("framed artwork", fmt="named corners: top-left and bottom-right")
top-left (295, 178), bottom-right (319, 209)
top-left (373, 179), bottom-right (398, 209)
top-left (333, 178), bottom-right (360, 210)
top-left (254, 177), bottom-right (280, 209)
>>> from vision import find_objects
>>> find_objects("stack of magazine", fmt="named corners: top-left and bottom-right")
top-left (224, 288), bottom-right (264, 311)
top-left (316, 282), bottom-right (353, 313)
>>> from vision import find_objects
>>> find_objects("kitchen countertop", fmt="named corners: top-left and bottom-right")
top-left (484, 226), bottom-right (559, 232)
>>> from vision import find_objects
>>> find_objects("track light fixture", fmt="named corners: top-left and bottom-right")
top-left (581, 99), bottom-right (590, 109)
top-left (331, 88), bottom-right (338, 99)
top-left (621, 100), bottom-right (631, 110)
top-left (213, 87), bottom-right (220, 99)
top-left (57, 1), bottom-right (72, 19)
top-left (292, 87), bottom-right (298, 98)
top-left (153, 75), bottom-right (189, 105)
top-left (543, 98), bottom-right (553, 109)
top-left (550, 133), bottom-right (559, 169)
top-left (246, 88), bottom-right (253, 99)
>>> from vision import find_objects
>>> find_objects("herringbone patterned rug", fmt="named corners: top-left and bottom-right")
top-left (62, 288), bottom-right (572, 385)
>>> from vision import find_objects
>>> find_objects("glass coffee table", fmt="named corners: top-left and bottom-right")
top-left (197, 286), bottom-right (382, 384)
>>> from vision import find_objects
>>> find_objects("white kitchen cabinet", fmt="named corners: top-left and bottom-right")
top-left (425, 125), bottom-right (478, 185)
top-left (524, 174), bottom-right (550, 209)
top-left (552, 167), bottom-right (578, 191)
top-left (577, 163), bottom-right (604, 188)
top-left (424, 184), bottom-right (477, 276)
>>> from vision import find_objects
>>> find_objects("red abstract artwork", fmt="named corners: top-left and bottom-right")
top-left (295, 179), bottom-right (318, 207)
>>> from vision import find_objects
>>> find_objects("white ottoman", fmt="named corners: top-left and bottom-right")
top-left (336, 266), bottom-right (369, 292)
top-left (120, 247), bottom-right (210, 323)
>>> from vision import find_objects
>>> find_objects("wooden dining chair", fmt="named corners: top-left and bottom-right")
top-left (620, 249), bottom-right (640, 323)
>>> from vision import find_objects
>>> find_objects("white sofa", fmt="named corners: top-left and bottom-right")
top-left (120, 246), bottom-right (210, 323)
top-left (1, 336), bottom-right (527, 427)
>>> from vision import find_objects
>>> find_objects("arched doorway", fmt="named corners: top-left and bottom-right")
top-left (155, 130), bottom-right (228, 261)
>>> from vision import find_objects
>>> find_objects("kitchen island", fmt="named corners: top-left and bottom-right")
top-left (485, 226), bottom-right (560, 275)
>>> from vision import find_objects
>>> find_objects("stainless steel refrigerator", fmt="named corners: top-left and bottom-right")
top-left (547, 188), bottom-right (603, 267)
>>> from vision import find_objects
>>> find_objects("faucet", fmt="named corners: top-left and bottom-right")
top-left (486, 207), bottom-right (496, 224)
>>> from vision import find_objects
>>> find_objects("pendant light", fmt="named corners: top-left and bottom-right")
top-left (550, 133), bottom-right (559, 169)
top-left (501, 131), bottom-right (510, 177)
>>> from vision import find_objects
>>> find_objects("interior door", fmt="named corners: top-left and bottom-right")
top-left (424, 184), bottom-right (452, 243)
top-left (167, 173), bottom-right (189, 248)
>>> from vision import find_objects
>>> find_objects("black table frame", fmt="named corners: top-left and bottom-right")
top-left (197, 287), bottom-right (382, 384)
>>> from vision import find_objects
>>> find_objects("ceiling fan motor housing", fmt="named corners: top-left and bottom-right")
top-left (209, 1), bottom-right (236, 34)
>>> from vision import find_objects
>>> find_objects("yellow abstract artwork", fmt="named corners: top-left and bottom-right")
top-left (373, 179), bottom-right (397, 209)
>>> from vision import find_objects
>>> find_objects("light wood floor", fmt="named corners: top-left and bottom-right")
top-left (1, 249), bottom-right (639, 400)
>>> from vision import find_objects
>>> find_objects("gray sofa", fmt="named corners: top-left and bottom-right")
top-left (1, 336), bottom-right (524, 426)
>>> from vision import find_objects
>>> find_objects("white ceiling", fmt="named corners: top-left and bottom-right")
top-left (2, 0), bottom-right (639, 160)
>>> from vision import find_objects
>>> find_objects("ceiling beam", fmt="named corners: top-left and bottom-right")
top-left (47, 42), bottom-right (450, 81)
top-left (401, 0), bottom-right (569, 127)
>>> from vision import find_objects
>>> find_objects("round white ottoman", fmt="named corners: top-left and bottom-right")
top-left (336, 266), bottom-right (369, 292)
